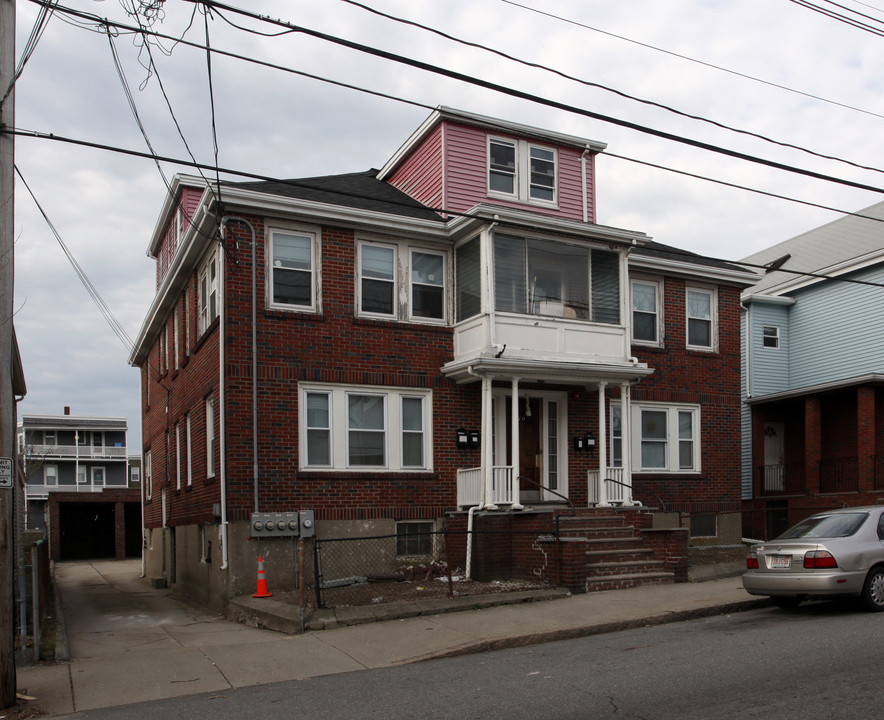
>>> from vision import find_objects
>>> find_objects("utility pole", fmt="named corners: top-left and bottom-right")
top-left (0, 0), bottom-right (17, 708)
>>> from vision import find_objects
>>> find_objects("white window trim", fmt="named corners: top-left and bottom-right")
top-left (267, 224), bottom-right (321, 313)
top-left (487, 135), bottom-right (559, 208)
top-left (630, 278), bottom-right (662, 346)
top-left (44, 464), bottom-right (58, 486)
top-left (145, 450), bottom-right (152, 500)
top-left (357, 241), bottom-right (398, 319)
top-left (206, 397), bottom-right (216, 478)
top-left (186, 413), bottom-right (193, 487)
top-left (408, 248), bottom-right (447, 324)
top-left (77, 465), bottom-right (87, 484)
top-left (175, 421), bottom-right (182, 491)
top-left (299, 383), bottom-right (432, 472)
top-left (685, 286), bottom-right (717, 352)
top-left (91, 466), bottom-right (106, 487)
top-left (631, 402), bottom-right (701, 474)
top-left (130, 465), bottom-right (141, 486)
top-left (762, 324), bottom-right (780, 349)
top-left (198, 248), bottom-right (218, 335)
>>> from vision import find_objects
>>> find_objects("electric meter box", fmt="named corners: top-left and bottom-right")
top-left (250, 511), bottom-right (300, 538)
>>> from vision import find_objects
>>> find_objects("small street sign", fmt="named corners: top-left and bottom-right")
top-left (0, 458), bottom-right (11, 489)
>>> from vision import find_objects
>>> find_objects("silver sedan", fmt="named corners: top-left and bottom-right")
top-left (742, 506), bottom-right (884, 611)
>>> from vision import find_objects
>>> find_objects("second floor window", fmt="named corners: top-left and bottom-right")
top-left (206, 397), bottom-right (215, 478)
top-left (763, 325), bottom-right (780, 349)
top-left (358, 242), bottom-right (447, 322)
top-left (686, 287), bottom-right (716, 350)
top-left (198, 250), bottom-right (218, 334)
top-left (271, 230), bottom-right (316, 309)
top-left (631, 280), bottom-right (660, 344)
top-left (360, 244), bottom-right (396, 316)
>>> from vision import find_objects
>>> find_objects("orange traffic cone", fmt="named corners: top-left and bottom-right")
top-left (252, 555), bottom-right (272, 598)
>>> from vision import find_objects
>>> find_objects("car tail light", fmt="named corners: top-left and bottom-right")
top-left (804, 551), bottom-right (838, 569)
top-left (746, 552), bottom-right (758, 569)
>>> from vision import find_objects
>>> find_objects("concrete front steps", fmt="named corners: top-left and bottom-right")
top-left (557, 511), bottom-right (675, 593)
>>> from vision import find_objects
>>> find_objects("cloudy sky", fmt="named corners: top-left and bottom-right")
top-left (11, 0), bottom-right (884, 450)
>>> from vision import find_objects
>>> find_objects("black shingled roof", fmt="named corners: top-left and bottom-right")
top-left (233, 170), bottom-right (445, 223)
top-left (632, 239), bottom-right (748, 274)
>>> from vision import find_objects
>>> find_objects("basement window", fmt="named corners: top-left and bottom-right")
top-left (396, 521), bottom-right (433, 557)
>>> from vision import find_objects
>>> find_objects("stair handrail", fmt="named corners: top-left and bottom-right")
top-left (518, 474), bottom-right (574, 507)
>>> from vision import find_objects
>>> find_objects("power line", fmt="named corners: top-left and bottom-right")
top-left (30, 0), bottom-right (884, 197)
top-left (338, 0), bottom-right (884, 178)
top-left (179, 0), bottom-right (884, 196)
top-left (8, 125), bottom-right (884, 291)
top-left (500, 0), bottom-right (884, 121)
top-left (14, 165), bottom-right (136, 353)
top-left (788, 0), bottom-right (884, 34)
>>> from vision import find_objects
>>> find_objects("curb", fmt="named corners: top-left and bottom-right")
top-left (51, 560), bottom-right (70, 662)
top-left (399, 597), bottom-right (772, 664)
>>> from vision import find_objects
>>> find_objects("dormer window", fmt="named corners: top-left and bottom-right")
top-left (488, 136), bottom-right (557, 206)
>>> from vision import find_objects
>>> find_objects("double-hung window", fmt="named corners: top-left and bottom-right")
top-left (686, 287), bottom-right (716, 350)
top-left (44, 465), bottom-right (58, 486)
top-left (359, 244), bottom-right (396, 317)
top-left (488, 137), bottom-right (558, 206)
top-left (270, 229), bottom-right (317, 310)
top-left (762, 325), bottom-right (780, 349)
top-left (301, 385), bottom-right (431, 471)
top-left (631, 280), bottom-right (660, 344)
top-left (410, 250), bottom-right (445, 320)
top-left (198, 250), bottom-right (218, 334)
top-left (358, 242), bottom-right (447, 322)
top-left (634, 404), bottom-right (700, 473)
top-left (145, 450), bottom-right (152, 500)
top-left (206, 397), bottom-right (215, 478)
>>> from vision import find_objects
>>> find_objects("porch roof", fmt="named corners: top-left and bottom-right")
top-left (746, 372), bottom-right (884, 406)
top-left (441, 356), bottom-right (653, 385)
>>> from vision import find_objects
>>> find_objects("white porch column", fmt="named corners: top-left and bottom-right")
top-left (511, 378), bottom-right (523, 509)
top-left (621, 381), bottom-right (635, 505)
top-left (599, 381), bottom-right (609, 505)
top-left (482, 374), bottom-right (498, 510)
top-left (597, 381), bottom-right (609, 507)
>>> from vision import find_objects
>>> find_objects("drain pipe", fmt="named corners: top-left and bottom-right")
top-left (222, 216), bottom-right (259, 513)
top-left (465, 365), bottom-right (484, 580)
top-left (218, 235), bottom-right (229, 571)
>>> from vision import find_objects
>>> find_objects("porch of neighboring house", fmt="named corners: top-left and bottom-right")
top-left (744, 383), bottom-right (884, 540)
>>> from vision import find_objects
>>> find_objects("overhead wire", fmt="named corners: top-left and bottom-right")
top-left (14, 165), bottom-right (136, 353)
top-left (176, 0), bottom-right (884, 197)
top-left (337, 0), bottom-right (884, 178)
top-left (1, 0), bottom-right (58, 111)
top-left (788, 0), bottom-right (884, 34)
top-left (499, 0), bottom-right (884, 121)
top-left (12, 0), bottom-right (884, 291)
top-left (9, 125), bottom-right (884, 292)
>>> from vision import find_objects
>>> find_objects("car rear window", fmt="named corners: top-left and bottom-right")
top-left (778, 513), bottom-right (868, 539)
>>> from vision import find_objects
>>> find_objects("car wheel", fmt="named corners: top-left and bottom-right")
top-left (771, 596), bottom-right (801, 609)
top-left (861, 567), bottom-right (884, 612)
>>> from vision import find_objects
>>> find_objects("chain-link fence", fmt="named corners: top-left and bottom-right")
top-left (312, 529), bottom-right (553, 609)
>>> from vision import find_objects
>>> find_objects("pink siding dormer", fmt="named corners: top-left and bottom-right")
top-left (381, 107), bottom-right (605, 224)
top-left (153, 184), bottom-right (206, 288)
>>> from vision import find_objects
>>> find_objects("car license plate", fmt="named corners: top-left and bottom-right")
top-left (769, 554), bottom-right (791, 569)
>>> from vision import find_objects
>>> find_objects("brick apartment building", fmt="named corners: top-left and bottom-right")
top-left (130, 107), bottom-right (757, 610)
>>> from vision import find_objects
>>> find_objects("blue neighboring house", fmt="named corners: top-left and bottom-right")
top-left (740, 201), bottom-right (884, 539)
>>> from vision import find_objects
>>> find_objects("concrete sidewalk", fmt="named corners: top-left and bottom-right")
top-left (15, 559), bottom-right (763, 718)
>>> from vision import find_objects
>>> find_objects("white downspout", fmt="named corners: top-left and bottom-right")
top-left (218, 240), bottom-right (229, 571)
top-left (482, 374), bottom-right (497, 510)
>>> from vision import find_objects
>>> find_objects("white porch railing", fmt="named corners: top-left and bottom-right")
top-left (26, 444), bottom-right (128, 460)
top-left (588, 467), bottom-right (637, 506)
top-left (24, 484), bottom-right (108, 500)
top-left (457, 466), bottom-right (514, 509)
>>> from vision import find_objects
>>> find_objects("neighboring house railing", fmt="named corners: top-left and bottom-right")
top-left (755, 462), bottom-right (804, 496)
top-left (456, 466), bottom-right (514, 508)
top-left (23, 482), bottom-right (126, 499)
top-left (819, 456), bottom-right (858, 494)
top-left (26, 444), bottom-right (128, 460)
top-left (587, 467), bottom-right (631, 505)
